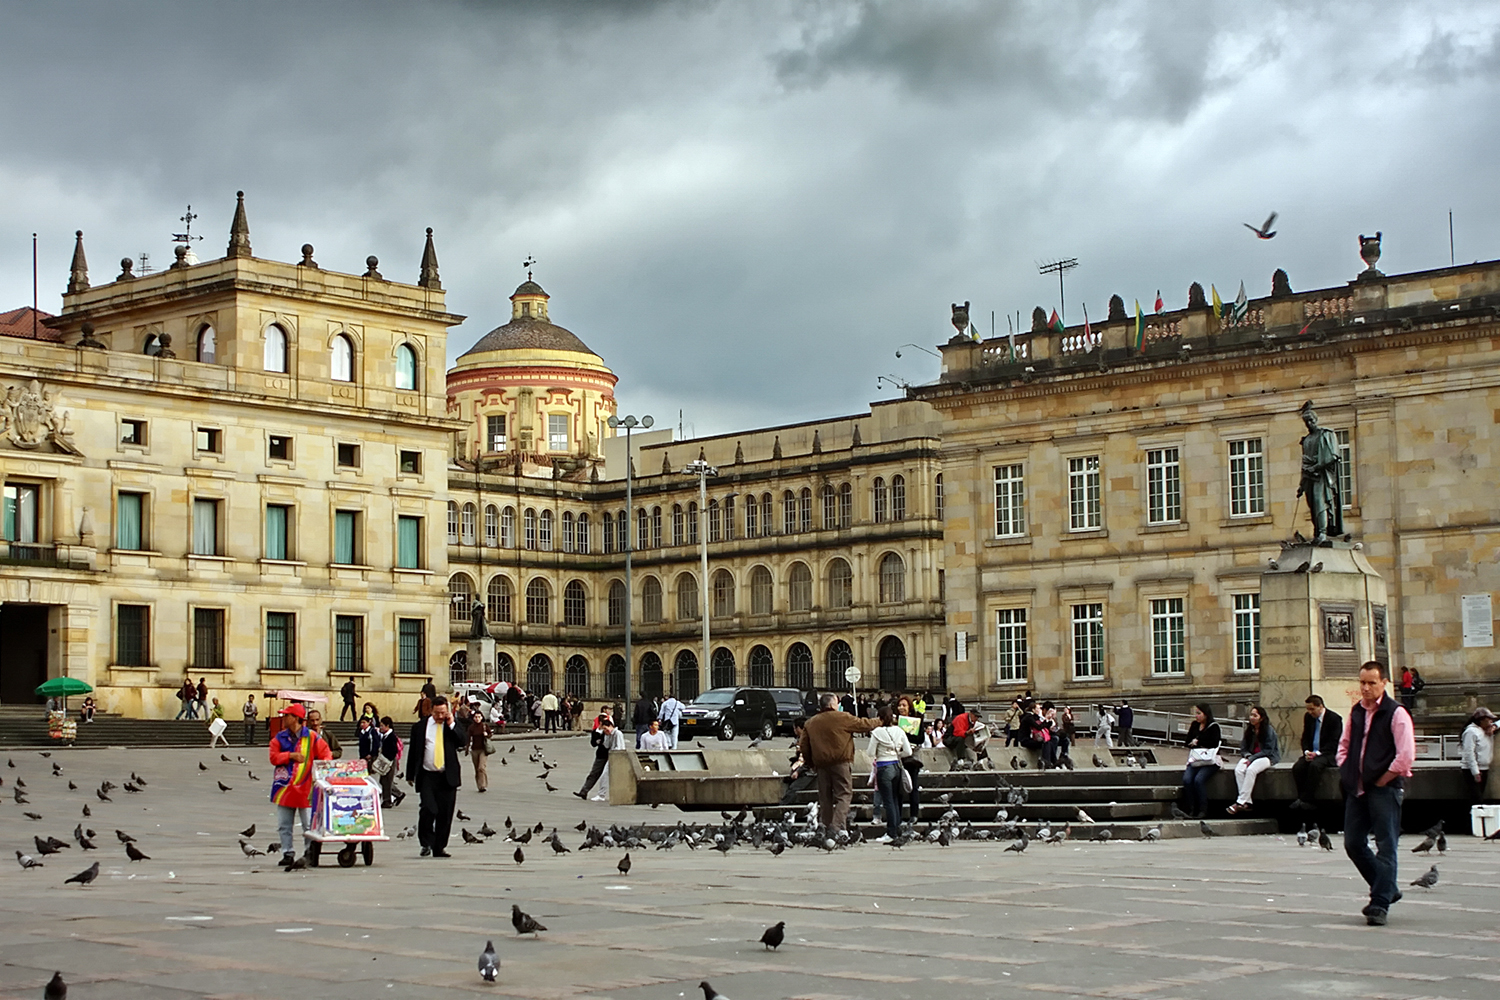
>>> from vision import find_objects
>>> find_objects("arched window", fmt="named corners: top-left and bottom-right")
top-left (523, 508), bottom-right (536, 550)
top-left (501, 506), bottom-right (515, 548)
top-left (641, 576), bottom-right (663, 623)
top-left (674, 649), bottom-right (699, 701)
top-left (760, 493), bottom-right (772, 537)
top-left (460, 502), bottom-right (476, 545)
top-left (676, 572), bottom-right (699, 621)
top-left (394, 343), bottom-right (418, 390)
top-left (821, 485), bottom-right (837, 529)
top-left (263, 323), bottom-right (288, 373)
top-left (603, 512), bottom-right (615, 553)
top-left (745, 495), bottom-right (758, 537)
top-left (788, 562), bottom-right (813, 612)
top-left (331, 334), bottom-right (354, 382)
top-left (539, 510), bottom-right (553, 551)
top-left (605, 654), bottom-right (626, 698)
top-left (708, 499), bottom-right (720, 542)
top-left (891, 474), bottom-right (906, 521)
top-left (563, 579), bottom-right (587, 626)
top-left (637, 509), bottom-right (649, 550)
top-left (527, 653), bottom-right (553, 695)
top-left (788, 642), bottom-right (814, 691)
top-left (838, 483), bottom-right (852, 527)
top-left (672, 504), bottom-right (684, 546)
top-left (484, 504), bottom-right (498, 546)
top-left (826, 639), bottom-right (853, 691)
top-left (687, 501), bottom-right (698, 544)
top-left (526, 578), bottom-right (550, 624)
top-left (486, 575), bottom-right (513, 623)
top-left (640, 651), bottom-right (664, 698)
top-left (798, 488), bottom-right (812, 532)
top-left (750, 565), bottom-right (774, 615)
top-left (782, 491), bottom-right (796, 534)
top-left (576, 513), bottom-right (590, 554)
top-left (449, 573), bottom-right (474, 622)
top-left (607, 580), bottom-right (626, 626)
top-left (711, 647), bottom-right (736, 689)
top-left (562, 511), bottom-right (575, 553)
top-left (496, 651), bottom-right (515, 684)
top-left (711, 569), bottom-right (735, 618)
top-left (935, 473), bottom-right (944, 521)
top-left (826, 558), bottom-right (853, 609)
top-left (879, 635), bottom-right (907, 690)
top-left (446, 501), bottom-right (460, 543)
top-left (651, 506), bottom-right (662, 548)
top-left (879, 552), bottom-right (905, 603)
top-left (748, 645), bottom-right (774, 687)
top-left (873, 476), bottom-right (887, 523)
top-left (196, 324), bottom-right (217, 364)
top-left (723, 495), bottom-right (735, 540)
top-left (565, 655), bottom-right (589, 698)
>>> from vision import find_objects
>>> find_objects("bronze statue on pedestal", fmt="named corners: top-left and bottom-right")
top-left (1296, 400), bottom-right (1342, 545)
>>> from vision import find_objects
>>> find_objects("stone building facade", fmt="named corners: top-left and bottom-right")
top-left (917, 245), bottom-right (1500, 713)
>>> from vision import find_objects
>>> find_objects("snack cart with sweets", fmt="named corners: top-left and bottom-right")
top-left (304, 759), bottom-right (389, 866)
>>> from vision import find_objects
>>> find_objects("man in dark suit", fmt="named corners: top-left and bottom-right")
top-left (1291, 694), bottom-right (1342, 810)
top-left (406, 695), bottom-right (462, 857)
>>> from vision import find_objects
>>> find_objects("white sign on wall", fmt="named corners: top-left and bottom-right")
top-left (1461, 594), bottom-right (1494, 648)
top-left (955, 631), bottom-right (969, 662)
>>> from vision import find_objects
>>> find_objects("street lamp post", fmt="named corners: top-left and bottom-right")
top-left (607, 414), bottom-right (652, 710)
top-left (683, 458), bottom-right (717, 694)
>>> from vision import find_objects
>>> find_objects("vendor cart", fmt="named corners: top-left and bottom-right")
top-left (304, 760), bottom-right (389, 867)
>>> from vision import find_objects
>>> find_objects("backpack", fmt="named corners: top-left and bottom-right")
top-left (1411, 671), bottom-right (1426, 693)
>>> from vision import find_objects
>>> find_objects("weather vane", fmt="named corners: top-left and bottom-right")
top-left (171, 205), bottom-right (203, 248)
top-left (523, 255), bottom-right (537, 280)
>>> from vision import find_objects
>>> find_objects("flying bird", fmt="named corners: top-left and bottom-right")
top-left (241, 824), bottom-right (256, 839)
top-left (478, 940), bottom-right (499, 982)
top-left (1243, 211), bottom-right (1278, 239)
top-left (1410, 865), bottom-right (1439, 888)
top-left (64, 862), bottom-right (100, 885)
top-left (511, 904), bottom-right (546, 935)
top-left (125, 842), bottom-right (150, 862)
top-left (617, 853), bottom-right (631, 875)
top-left (759, 920), bottom-right (785, 950)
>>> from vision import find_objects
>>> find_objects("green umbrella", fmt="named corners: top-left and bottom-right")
top-left (35, 677), bottom-right (93, 697)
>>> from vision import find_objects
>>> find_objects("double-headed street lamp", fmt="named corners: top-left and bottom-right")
top-left (607, 414), bottom-right (652, 708)
top-left (682, 458), bottom-right (718, 695)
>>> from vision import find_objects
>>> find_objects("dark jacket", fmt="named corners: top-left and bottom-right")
top-left (1239, 720), bottom-right (1281, 764)
top-left (590, 726), bottom-right (615, 761)
top-left (1118, 705), bottom-right (1134, 729)
top-left (357, 725), bottom-right (379, 760)
top-left (1340, 694), bottom-right (1404, 794)
top-left (405, 717), bottom-right (463, 787)
top-left (798, 708), bottom-right (879, 768)
top-left (1300, 709), bottom-right (1342, 757)
top-left (632, 697), bottom-right (657, 727)
top-left (378, 728), bottom-right (399, 762)
top-left (1184, 720), bottom-right (1222, 749)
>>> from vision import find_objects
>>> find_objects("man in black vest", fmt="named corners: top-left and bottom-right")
top-left (406, 695), bottom-right (463, 857)
top-left (1290, 695), bottom-right (1342, 809)
top-left (1337, 662), bottom-right (1416, 926)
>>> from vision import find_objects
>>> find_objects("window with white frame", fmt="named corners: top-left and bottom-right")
top-left (548, 414), bottom-right (569, 452)
top-left (1233, 593), bottom-right (1261, 672)
top-left (576, 513), bottom-right (590, 554)
top-left (837, 483), bottom-right (852, 528)
top-left (603, 512), bottom-right (615, 553)
top-left (890, 476), bottom-right (906, 521)
top-left (672, 504), bottom-right (684, 546)
top-left (798, 489), bottom-right (812, 532)
top-left (487, 414), bottom-right (506, 451)
top-left (523, 508), bottom-right (536, 550)
top-left (994, 464), bottom-right (1025, 536)
top-left (484, 505), bottom-right (498, 546)
top-left (723, 496), bottom-right (734, 540)
top-left (446, 501), bottom-right (460, 543)
top-left (1071, 602), bottom-right (1104, 679)
top-left (821, 486), bottom-right (836, 529)
top-left (1146, 447), bottom-right (1182, 524)
top-left (539, 509), bottom-right (553, 551)
top-left (562, 511), bottom-right (576, 553)
top-left (460, 502), bottom-right (476, 545)
top-left (996, 608), bottom-right (1029, 682)
top-left (935, 473), bottom-right (944, 521)
top-left (782, 491), bottom-right (796, 534)
top-left (1150, 597), bottom-right (1186, 675)
top-left (744, 496), bottom-right (758, 537)
top-left (1335, 428), bottom-right (1354, 509)
top-left (500, 506), bottom-right (514, 548)
top-left (1068, 456), bottom-right (1102, 531)
top-left (873, 477), bottom-right (887, 523)
top-left (687, 502), bottom-right (698, 545)
top-left (1228, 438), bottom-right (1266, 516)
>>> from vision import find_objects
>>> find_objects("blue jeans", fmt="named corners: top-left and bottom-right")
top-left (874, 762), bottom-right (903, 839)
top-left (1181, 764), bottom-right (1216, 816)
top-left (277, 805), bottom-right (311, 856)
top-left (1344, 783), bottom-right (1404, 910)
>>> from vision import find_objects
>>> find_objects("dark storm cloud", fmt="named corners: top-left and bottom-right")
top-left (2, 1), bottom-right (1498, 436)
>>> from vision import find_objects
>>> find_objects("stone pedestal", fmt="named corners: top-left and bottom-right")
top-left (1260, 542), bottom-right (1388, 742)
top-left (466, 636), bottom-right (497, 684)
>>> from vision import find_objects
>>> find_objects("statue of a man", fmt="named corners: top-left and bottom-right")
top-left (1296, 400), bottom-right (1343, 545)
top-left (470, 598), bottom-right (487, 637)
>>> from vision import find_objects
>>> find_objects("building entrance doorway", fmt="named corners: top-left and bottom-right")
top-left (878, 636), bottom-right (907, 691)
top-left (0, 603), bottom-right (50, 704)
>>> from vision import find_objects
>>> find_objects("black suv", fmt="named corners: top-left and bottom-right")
top-left (676, 687), bottom-right (779, 741)
top-left (768, 688), bottom-right (815, 734)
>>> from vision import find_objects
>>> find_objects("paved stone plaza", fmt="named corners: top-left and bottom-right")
top-left (0, 737), bottom-right (1495, 1000)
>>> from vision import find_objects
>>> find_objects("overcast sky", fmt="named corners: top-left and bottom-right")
top-left (3, 1), bottom-right (1497, 437)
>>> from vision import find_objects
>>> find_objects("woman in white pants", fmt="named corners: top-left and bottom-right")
top-left (1093, 705), bottom-right (1115, 748)
top-left (1226, 706), bottom-right (1280, 815)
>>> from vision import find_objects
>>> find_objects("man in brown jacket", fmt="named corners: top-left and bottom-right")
top-left (798, 693), bottom-right (880, 831)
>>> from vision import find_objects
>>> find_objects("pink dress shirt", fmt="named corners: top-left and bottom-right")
top-left (1336, 697), bottom-right (1416, 795)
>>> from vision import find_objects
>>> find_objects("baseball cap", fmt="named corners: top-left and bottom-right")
top-left (280, 703), bottom-right (307, 719)
top-left (1474, 707), bottom-right (1497, 721)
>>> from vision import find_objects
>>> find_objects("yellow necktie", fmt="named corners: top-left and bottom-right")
top-left (432, 722), bottom-right (445, 771)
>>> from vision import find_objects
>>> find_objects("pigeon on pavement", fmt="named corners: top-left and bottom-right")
top-left (1318, 829), bottom-right (1333, 851)
top-left (15, 850), bottom-right (43, 869)
top-left (64, 862), bottom-right (100, 885)
top-left (1077, 808), bottom-right (1095, 824)
top-left (513, 847), bottom-right (525, 866)
top-left (44, 971), bottom-right (66, 1000)
top-left (217, 782), bottom-right (233, 793)
top-left (239, 840), bottom-right (265, 858)
top-left (759, 920), bottom-right (785, 950)
top-left (1142, 826), bottom-right (1161, 842)
top-left (617, 853), bottom-right (631, 875)
top-left (511, 904), bottom-right (546, 935)
top-left (1200, 820), bottom-right (1219, 837)
top-left (116, 830), bottom-right (135, 843)
top-left (1411, 835), bottom-right (1435, 854)
top-left (1091, 754), bottom-right (1106, 768)
top-left (1296, 825), bottom-right (1308, 847)
top-left (478, 940), bottom-right (499, 982)
top-left (125, 842), bottom-right (150, 862)
top-left (1410, 865), bottom-right (1439, 888)
top-left (33, 837), bottom-right (61, 857)
top-left (699, 981), bottom-right (726, 1000)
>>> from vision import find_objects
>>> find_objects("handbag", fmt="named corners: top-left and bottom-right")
top-left (483, 736), bottom-right (497, 756)
top-left (1187, 746), bottom-right (1221, 767)
top-left (370, 754), bottom-right (393, 776)
top-left (899, 761), bottom-right (914, 794)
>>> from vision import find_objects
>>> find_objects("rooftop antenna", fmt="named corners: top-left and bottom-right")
top-left (1449, 210), bottom-right (1455, 267)
top-left (1038, 257), bottom-right (1079, 324)
top-left (31, 233), bottom-right (37, 340)
top-left (137, 252), bottom-right (153, 275)
top-left (522, 255), bottom-right (537, 281)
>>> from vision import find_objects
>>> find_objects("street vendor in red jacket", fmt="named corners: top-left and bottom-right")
top-left (269, 703), bottom-right (331, 867)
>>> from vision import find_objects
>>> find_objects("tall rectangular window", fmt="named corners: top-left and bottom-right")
top-left (397, 618), bottom-right (425, 674)
top-left (603, 513), bottom-right (615, 554)
top-left (487, 414), bottom-right (506, 451)
top-left (994, 464), bottom-right (1025, 537)
top-left (396, 515), bottom-right (421, 569)
top-left (3, 482), bottom-right (40, 547)
top-left (1228, 438), bottom-right (1266, 516)
top-left (1068, 456), bottom-right (1102, 531)
top-left (334, 510), bottom-right (358, 564)
top-left (1233, 593), bottom-right (1261, 673)
top-left (723, 496), bottom-right (734, 540)
top-left (116, 604), bottom-right (148, 666)
top-left (191, 498), bottom-right (219, 555)
top-left (1335, 428), bottom-right (1354, 509)
top-left (500, 507), bottom-right (514, 548)
top-left (548, 414), bottom-right (569, 451)
top-left (265, 504), bottom-right (290, 560)
top-left (1071, 602), bottom-right (1104, 679)
top-left (996, 608), bottom-right (1029, 682)
top-left (265, 612), bottom-right (295, 670)
top-left (1146, 448), bottom-right (1182, 524)
top-left (783, 494), bottom-right (796, 534)
top-left (484, 505), bottom-right (498, 546)
top-left (193, 608), bottom-right (225, 668)
top-left (745, 497), bottom-right (758, 537)
top-left (1150, 597), bottom-right (1186, 675)
top-left (335, 615), bottom-right (364, 672)
top-left (116, 492), bottom-right (144, 550)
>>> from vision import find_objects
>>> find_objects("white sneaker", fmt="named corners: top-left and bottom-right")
top-left (876, 834), bottom-right (893, 844)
